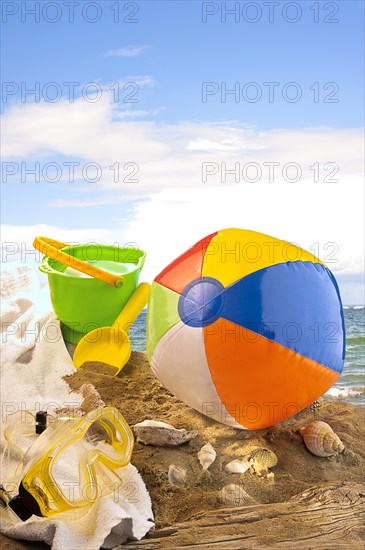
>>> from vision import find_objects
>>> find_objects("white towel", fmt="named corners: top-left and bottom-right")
top-left (0, 262), bottom-right (154, 549)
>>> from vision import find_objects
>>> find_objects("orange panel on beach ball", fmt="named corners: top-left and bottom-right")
top-left (203, 318), bottom-right (340, 429)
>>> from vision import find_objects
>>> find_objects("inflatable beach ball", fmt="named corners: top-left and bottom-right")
top-left (146, 229), bottom-right (345, 429)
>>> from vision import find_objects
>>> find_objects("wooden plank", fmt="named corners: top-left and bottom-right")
top-left (124, 482), bottom-right (365, 549)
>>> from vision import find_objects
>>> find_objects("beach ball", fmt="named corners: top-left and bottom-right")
top-left (146, 229), bottom-right (345, 429)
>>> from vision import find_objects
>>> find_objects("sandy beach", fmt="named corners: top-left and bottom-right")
top-left (1, 351), bottom-right (364, 549)
top-left (69, 353), bottom-right (365, 524)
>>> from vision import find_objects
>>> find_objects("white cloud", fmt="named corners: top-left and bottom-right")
top-left (1, 95), bottom-right (364, 290)
top-left (103, 75), bottom-right (154, 88)
top-left (104, 46), bottom-right (148, 58)
top-left (1, 212), bottom-right (363, 304)
top-left (116, 107), bottom-right (164, 119)
top-left (1, 95), bottom-right (363, 195)
top-left (114, 182), bottom-right (364, 285)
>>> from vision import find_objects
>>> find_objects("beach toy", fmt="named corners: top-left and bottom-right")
top-left (147, 228), bottom-right (345, 430)
top-left (34, 236), bottom-right (146, 343)
top-left (73, 282), bottom-right (151, 375)
top-left (1, 407), bottom-right (133, 520)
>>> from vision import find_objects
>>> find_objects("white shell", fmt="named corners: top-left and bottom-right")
top-left (168, 465), bottom-right (187, 487)
top-left (219, 484), bottom-right (253, 507)
top-left (300, 420), bottom-right (345, 457)
top-left (198, 443), bottom-right (216, 470)
top-left (132, 420), bottom-right (198, 447)
top-left (224, 459), bottom-right (253, 474)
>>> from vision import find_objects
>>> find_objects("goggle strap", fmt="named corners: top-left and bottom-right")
top-left (8, 482), bottom-right (43, 521)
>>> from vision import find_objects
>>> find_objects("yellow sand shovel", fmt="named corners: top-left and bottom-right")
top-left (73, 282), bottom-right (150, 376)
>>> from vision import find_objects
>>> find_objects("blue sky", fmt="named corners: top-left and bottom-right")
top-left (1, 1), bottom-right (364, 302)
top-left (2, 1), bottom-right (364, 126)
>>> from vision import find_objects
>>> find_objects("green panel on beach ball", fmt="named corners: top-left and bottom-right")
top-left (147, 282), bottom-right (180, 360)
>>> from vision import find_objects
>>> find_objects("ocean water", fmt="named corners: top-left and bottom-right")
top-left (327, 307), bottom-right (365, 405)
top-left (130, 307), bottom-right (365, 405)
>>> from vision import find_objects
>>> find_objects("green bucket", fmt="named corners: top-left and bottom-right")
top-left (38, 241), bottom-right (146, 344)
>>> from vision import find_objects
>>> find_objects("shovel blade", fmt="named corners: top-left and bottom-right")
top-left (73, 327), bottom-right (131, 375)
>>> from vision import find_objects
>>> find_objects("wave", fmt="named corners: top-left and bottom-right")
top-left (326, 386), bottom-right (364, 398)
top-left (353, 305), bottom-right (365, 310)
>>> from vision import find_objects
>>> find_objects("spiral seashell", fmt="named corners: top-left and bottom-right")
top-left (198, 442), bottom-right (216, 470)
top-left (219, 484), bottom-right (253, 507)
top-left (132, 420), bottom-right (198, 447)
top-left (250, 447), bottom-right (278, 469)
top-left (300, 421), bottom-right (345, 457)
top-left (224, 459), bottom-right (253, 474)
top-left (168, 465), bottom-right (187, 487)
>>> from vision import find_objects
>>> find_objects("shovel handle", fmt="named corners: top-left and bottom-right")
top-left (112, 283), bottom-right (150, 331)
top-left (33, 236), bottom-right (125, 288)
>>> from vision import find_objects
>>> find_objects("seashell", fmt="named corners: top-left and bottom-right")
top-left (219, 484), bottom-right (253, 507)
top-left (224, 459), bottom-right (253, 474)
top-left (250, 447), bottom-right (278, 469)
top-left (309, 400), bottom-right (321, 412)
top-left (168, 465), bottom-right (187, 487)
top-left (300, 420), bottom-right (344, 457)
top-left (132, 420), bottom-right (198, 447)
top-left (198, 443), bottom-right (216, 470)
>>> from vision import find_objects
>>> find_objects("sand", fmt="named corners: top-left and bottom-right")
top-left (80, 361), bottom-right (119, 376)
top-left (1, 351), bottom-right (364, 549)
top-left (66, 352), bottom-right (365, 529)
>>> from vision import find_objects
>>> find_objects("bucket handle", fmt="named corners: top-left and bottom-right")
top-left (33, 236), bottom-right (125, 288)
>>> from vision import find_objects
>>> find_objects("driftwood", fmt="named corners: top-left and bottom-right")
top-left (125, 482), bottom-right (365, 549)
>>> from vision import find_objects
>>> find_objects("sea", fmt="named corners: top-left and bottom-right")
top-left (130, 307), bottom-right (365, 406)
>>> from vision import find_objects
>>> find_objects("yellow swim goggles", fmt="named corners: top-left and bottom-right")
top-left (1, 407), bottom-right (134, 520)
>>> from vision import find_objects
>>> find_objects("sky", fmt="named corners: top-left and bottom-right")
top-left (1, 0), bottom-right (364, 304)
